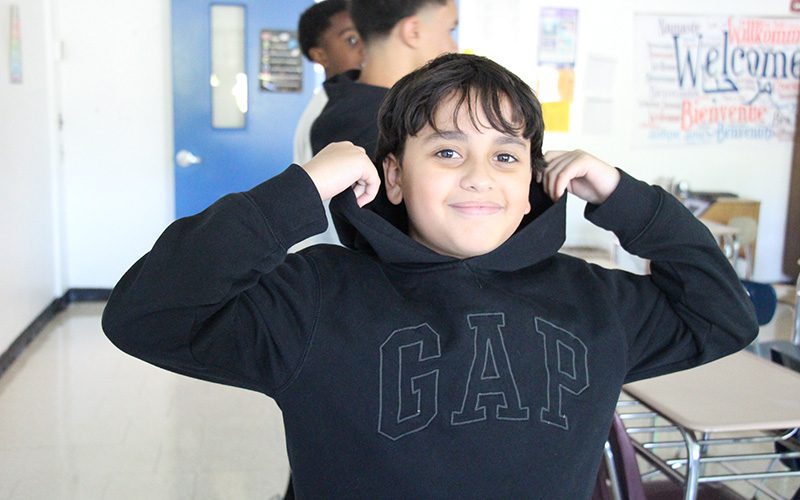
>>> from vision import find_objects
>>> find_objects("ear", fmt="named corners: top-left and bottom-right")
top-left (308, 47), bottom-right (328, 68)
top-left (397, 16), bottom-right (421, 49)
top-left (383, 154), bottom-right (404, 205)
top-left (524, 178), bottom-right (532, 214)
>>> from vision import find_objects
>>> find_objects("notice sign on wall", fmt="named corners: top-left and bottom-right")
top-left (259, 29), bottom-right (302, 92)
top-left (635, 15), bottom-right (800, 145)
top-left (9, 5), bottom-right (22, 84)
top-left (537, 7), bottom-right (578, 132)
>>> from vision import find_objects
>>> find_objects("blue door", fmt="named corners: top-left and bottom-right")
top-left (172, 0), bottom-right (316, 218)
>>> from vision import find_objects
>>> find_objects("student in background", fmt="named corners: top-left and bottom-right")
top-left (291, 0), bottom-right (364, 249)
top-left (293, 0), bottom-right (364, 166)
top-left (309, 0), bottom-right (458, 157)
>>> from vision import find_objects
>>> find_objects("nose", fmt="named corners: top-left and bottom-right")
top-left (460, 160), bottom-right (494, 192)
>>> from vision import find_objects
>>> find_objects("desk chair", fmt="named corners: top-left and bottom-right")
top-left (726, 281), bottom-right (776, 363)
top-left (741, 279), bottom-right (777, 327)
top-left (593, 413), bottom-right (743, 500)
top-left (771, 342), bottom-right (800, 372)
top-left (768, 343), bottom-right (800, 475)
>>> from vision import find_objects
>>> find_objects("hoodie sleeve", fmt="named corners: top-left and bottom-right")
top-left (585, 171), bottom-right (759, 383)
top-left (101, 165), bottom-right (328, 396)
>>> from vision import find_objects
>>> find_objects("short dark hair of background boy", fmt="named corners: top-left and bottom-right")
top-left (309, 0), bottom-right (457, 160)
top-left (298, 0), bottom-right (363, 79)
top-left (294, 0), bottom-right (365, 168)
top-left (351, 0), bottom-right (448, 42)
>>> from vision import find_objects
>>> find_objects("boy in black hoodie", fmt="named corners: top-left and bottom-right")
top-left (103, 54), bottom-right (758, 499)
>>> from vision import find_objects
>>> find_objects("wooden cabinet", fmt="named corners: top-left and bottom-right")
top-left (701, 198), bottom-right (761, 228)
top-left (700, 198), bottom-right (760, 275)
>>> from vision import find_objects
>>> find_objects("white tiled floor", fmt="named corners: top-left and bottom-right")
top-left (2, 300), bottom-right (799, 499)
top-left (0, 302), bottom-right (290, 500)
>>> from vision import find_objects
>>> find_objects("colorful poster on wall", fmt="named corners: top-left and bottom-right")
top-left (9, 5), bottom-right (22, 84)
top-left (538, 7), bottom-right (578, 65)
top-left (537, 7), bottom-right (578, 132)
top-left (635, 15), bottom-right (800, 146)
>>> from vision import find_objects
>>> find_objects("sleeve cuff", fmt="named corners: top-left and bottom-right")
top-left (244, 164), bottom-right (328, 248)
top-left (584, 169), bottom-right (663, 246)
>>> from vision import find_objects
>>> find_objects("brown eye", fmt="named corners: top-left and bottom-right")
top-left (495, 153), bottom-right (517, 163)
top-left (435, 149), bottom-right (460, 160)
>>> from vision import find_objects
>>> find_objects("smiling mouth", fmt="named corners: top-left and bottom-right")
top-left (449, 201), bottom-right (504, 215)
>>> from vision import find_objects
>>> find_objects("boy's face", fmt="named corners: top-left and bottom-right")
top-left (415, 0), bottom-right (458, 65)
top-left (314, 11), bottom-right (364, 77)
top-left (383, 94), bottom-right (532, 259)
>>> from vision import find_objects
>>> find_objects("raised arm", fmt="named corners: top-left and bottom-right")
top-left (102, 143), bottom-right (380, 395)
top-left (541, 150), bottom-right (758, 382)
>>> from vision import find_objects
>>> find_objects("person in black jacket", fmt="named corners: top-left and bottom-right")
top-left (310, 0), bottom-right (458, 157)
top-left (292, 0), bottom-right (365, 250)
top-left (293, 0), bottom-right (364, 166)
top-left (103, 53), bottom-right (758, 499)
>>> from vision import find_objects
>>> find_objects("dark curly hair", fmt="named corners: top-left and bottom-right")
top-left (375, 53), bottom-right (546, 174)
top-left (298, 0), bottom-right (349, 61)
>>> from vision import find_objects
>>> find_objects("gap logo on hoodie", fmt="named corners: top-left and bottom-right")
top-left (378, 312), bottom-right (590, 441)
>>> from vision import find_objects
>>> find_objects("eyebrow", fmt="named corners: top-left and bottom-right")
top-left (422, 130), bottom-right (465, 142)
top-left (421, 130), bottom-right (528, 148)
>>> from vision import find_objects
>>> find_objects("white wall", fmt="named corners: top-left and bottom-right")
top-left (2, 0), bottom-right (796, 352)
top-left (1, 0), bottom-right (173, 351)
top-left (57, 0), bottom-right (173, 288)
top-left (0, 0), bottom-right (59, 353)
top-left (53, 0), bottom-right (799, 291)
top-left (460, 0), bottom-right (797, 282)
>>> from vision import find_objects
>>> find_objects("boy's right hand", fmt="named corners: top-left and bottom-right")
top-left (302, 142), bottom-right (381, 207)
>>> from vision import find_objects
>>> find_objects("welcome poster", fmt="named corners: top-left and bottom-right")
top-left (635, 15), bottom-right (800, 146)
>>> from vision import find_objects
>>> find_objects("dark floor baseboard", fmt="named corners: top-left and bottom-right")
top-left (0, 288), bottom-right (112, 379)
top-left (63, 288), bottom-right (112, 303)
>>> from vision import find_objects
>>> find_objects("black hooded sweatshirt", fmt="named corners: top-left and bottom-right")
top-left (102, 163), bottom-right (758, 499)
top-left (310, 69), bottom-right (388, 157)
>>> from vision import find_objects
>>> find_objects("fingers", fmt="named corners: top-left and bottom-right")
top-left (539, 149), bottom-right (619, 204)
top-left (353, 147), bottom-right (380, 207)
top-left (354, 167), bottom-right (381, 207)
top-left (540, 150), bottom-right (584, 201)
top-left (543, 150), bottom-right (568, 162)
top-left (303, 142), bottom-right (377, 203)
top-left (540, 151), bottom-right (566, 201)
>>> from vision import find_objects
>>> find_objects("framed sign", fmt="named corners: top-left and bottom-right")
top-left (259, 29), bottom-right (302, 92)
top-left (9, 5), bottom-right (22, 84)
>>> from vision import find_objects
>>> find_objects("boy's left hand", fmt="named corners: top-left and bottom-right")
top-left (538, 150), bottom-right (621, 205)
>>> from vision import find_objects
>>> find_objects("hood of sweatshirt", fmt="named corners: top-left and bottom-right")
top-left (329, 172), bottom-right (566, 272)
